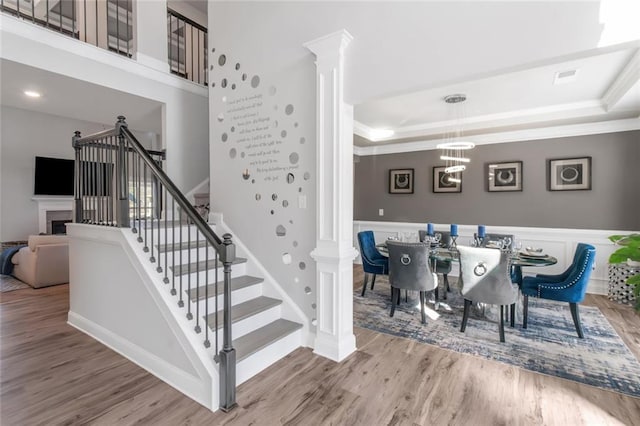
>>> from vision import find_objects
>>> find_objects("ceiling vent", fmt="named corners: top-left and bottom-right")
top-left (554, 69), bottom-right (578, 85)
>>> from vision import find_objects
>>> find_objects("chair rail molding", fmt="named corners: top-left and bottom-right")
top-left (306, 29), bottom-right (358, 362)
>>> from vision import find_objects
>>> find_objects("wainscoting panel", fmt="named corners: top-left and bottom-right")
top-left (353, 221), bottom-right (637, 295)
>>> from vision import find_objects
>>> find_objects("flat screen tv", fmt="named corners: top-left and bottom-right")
top-left (34, 156), bottom-right (75, 196)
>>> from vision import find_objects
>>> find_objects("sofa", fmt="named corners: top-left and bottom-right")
top-left (11, 235), bottom-right (70, 288)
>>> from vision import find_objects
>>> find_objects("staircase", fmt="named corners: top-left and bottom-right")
top-left (69, 116), bottom-right (305, 411)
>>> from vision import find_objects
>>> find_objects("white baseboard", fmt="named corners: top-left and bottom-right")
top-left (68, 307), bottom-right (213, 410)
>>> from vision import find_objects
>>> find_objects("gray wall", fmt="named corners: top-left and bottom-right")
top-left (354, 131), bottom-right (640, 230)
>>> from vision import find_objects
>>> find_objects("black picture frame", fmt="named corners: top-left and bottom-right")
top-left (547, 157), bottom-right (592, 191)
top-left (389, 169), bottom-right (414, 194)
top-left (487, 161), bottom-right (523, 192)
top-left (432, 166), bottom-right (462, 193)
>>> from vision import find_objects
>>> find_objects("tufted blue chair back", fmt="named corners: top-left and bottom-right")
top-left (357, 231), bottom-right (389, 275)
top-left (523, 244), bottom-right (595, 303)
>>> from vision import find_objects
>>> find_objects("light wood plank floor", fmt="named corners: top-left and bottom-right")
top-left (1, 269), bottom-right (638, 426)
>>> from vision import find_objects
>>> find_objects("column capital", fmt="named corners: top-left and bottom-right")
top-left (304, 29), bottom-right (353, 60)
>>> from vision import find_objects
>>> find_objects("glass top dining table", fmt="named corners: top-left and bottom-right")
top-left (376, 243), bottom-right (558, 267)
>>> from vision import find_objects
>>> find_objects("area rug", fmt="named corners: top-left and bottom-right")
top-left (0, 275), bottom-right (30, 292)
top-left (354, 277), bottom-right (640, 398)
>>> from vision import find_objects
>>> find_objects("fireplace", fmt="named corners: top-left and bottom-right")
top-left (32, 196), bottom-right (73, 234)
top-left (51, 220), bottom-right (72, 234)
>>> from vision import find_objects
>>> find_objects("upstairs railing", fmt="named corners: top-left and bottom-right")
top-left (2, 1), bottom-right (209, 86)
top-left (72, 116), bottom-right (237, 411)
top-left (167, 8), bottom-right (208, 86)
top-left (1, 0), bottom-right (134, 57)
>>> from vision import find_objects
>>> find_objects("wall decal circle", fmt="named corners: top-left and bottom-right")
top-left (286, 173), bottom-right (295, 184)
top-left (282, 253), bottom-right (292, 265)
top-left (251, 75), bottom-right (260, 88)
top-left (218, 54), bottom-right (226, 66)
top-left (285, 104), bottom-right (294, 115)
top-left (221, 132), bottom-right (228, 142)
top-left (299, 262), bottom-right (306, 270)
top-left (229, 148), bottom-right (237, 158)
top-left (276, 225), bottom-right (286, 237)
top-left (289, 152), bottom-right (299, 165)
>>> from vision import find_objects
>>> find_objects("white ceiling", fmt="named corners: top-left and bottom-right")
top-left (354, 40), bottom-right (640, 153)
top-left (0, 59), bottom-right (163, 135)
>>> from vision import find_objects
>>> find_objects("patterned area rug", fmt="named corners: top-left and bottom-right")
top-left (354, 277), bottom-right (640, 398)
top-left (0, 275), bottom-right (30, 292)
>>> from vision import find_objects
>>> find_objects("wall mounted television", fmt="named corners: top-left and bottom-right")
top-left (34, 156), bottom-right (113, 196)
top-left (34, 156), bottom-right (75, 196)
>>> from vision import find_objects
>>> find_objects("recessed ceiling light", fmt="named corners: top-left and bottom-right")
top-left (554, 69), bottom-right (578, 85)
top-left (24, 90), bottom-right (42, 98)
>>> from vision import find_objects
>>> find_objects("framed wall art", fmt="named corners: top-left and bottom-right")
top-left (432, 166), bottom-right (461, 193)
top-left (547, 157), bottom-right (592, 191)
top-left (487, 161), bottom-right (523, 192)
top-left (389, 168), bottom-right (414, 194)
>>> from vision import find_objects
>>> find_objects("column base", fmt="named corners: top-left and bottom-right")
top-left (313, 332), bottom-right (356, 362)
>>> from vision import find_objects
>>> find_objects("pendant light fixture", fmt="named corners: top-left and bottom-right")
top-left (437, 94), bottom-right (474, 182)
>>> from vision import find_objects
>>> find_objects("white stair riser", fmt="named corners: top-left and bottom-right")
top-left (174, 263), bottom-right (247, 283)
top-left (136, 226), bottom-right (204, 244)
top-left (236, 329), bottom-right (302, 385)
top-left (160, 246), bottom-right (219, 260)
top-left (188, 282), bottom-right (263, 315)
top-left (210, 304), bottom-right (282, 342)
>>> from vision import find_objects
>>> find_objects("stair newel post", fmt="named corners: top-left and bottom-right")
top-left (218, 233), bottom-right (237, 412)
top-left (72, 131), bottom-right (83, 223)
top-left (115, 116), bottom-right (130, 228)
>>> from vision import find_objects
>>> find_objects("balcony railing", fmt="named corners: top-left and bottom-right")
top-left (168, 8), bottom-right (207, 86)
top-left (1, 0), bottom-right (134, 57)
top-left (2, 1), bottom-right (209, 86)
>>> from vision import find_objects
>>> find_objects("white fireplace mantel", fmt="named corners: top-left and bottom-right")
top-left (32, 196), bottom-right (74, 233)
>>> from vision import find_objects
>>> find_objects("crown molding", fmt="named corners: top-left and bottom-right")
top-left (354, 118), bottom-right (640, 156)
top-left (602, 48), bottom-right (640, 111)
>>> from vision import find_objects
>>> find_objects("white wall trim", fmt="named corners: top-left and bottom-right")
top-left (67, 311), bottom-right (210, 409)
top-left (354, 118), bottom-right (640, 156)
top-left (211, 213), bottom-right (312, 347)
top-left (602, 48), bottom-right (640, 111)
top-left (353, 220), bottom-right (638, 296)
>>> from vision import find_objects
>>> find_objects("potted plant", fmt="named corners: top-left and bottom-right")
top-left (608, 234), bottom-right (640, 311)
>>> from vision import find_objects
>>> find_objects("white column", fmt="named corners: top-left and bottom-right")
top-left (305, 30), bottom-right (358, 362)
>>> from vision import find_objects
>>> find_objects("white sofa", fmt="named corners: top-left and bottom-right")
top-left (12, 235), bottom-right (69, 288)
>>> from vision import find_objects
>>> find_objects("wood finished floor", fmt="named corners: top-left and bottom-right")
top-left (0, 268), bottom-right (638, 426)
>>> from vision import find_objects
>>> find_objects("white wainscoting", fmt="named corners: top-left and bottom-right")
top-left (353, 221), bottom-right (637, 295)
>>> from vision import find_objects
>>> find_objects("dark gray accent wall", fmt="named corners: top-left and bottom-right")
top-left (354, 130), bottom-right (640, 230)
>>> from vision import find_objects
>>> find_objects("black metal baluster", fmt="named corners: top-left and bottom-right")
top-left (71, 0), bottom-right (76, 36)
top-left (143, 163), bottom-right (148, 252)
top-left (95, 0), bottom-right (98, 47)
top-left (57, 0), bottom-right (61, 34)
top-left (91, 144), bottom-right (96, 224)
top-left (190, 23), bottom-right (194, 82)
top-left (46, 0), bottom-right (49, 28)
top-left (110, 135), bottom-right (115, 225)
top-left (155, 181), bottom-right (162, 272)
top-left (73, 131), bottom-right (82, 223)
top-left (31, 0), bottom-right (34, 23)
top-left (83, 0), bottom-right (87, 42)
top-left (204, 244), bottom-right (210, 347)
top-left (186, 214), bottom-right (191, 315)
top-left (215, 251), bottom-right (219, 356)
top-left (168, 13), bottom-right (172, 72)
top-left (99, 138), bottom-right (104, 225)
top-left (116, 0), bottom-right (120, 53)
top-left (150, 168), bottom-right (155, 262)
top-left (203, 29), bottom-right (207, 85)
top-left (82, 143), bottom-right (87, 222)
top-left (178, 208), bottom-right (184, 307)
top-left (163, 186), bottom-right (168, 282)
top-left (137, 155), bottom-right (142, 239)
top-left (170, 197), bottom-right (176, 294)
top-left (126, 0), bottom-right (130, 56)
top-left (193, 230), bottom-right (200, 327)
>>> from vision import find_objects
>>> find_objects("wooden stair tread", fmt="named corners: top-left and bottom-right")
top-left (170, 257), bottom-right (247, 276)
top-left (204, 296), bottom-right (281, 330)
top-left (234, 319), bottom-right (302, 362)
top-left (187, 275), bottom-right (263, 301)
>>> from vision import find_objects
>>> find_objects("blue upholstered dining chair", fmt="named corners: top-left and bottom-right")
top-left (357, 231), bottom-right (389, 297)
top-left (521, 243), bottom-right (596, 338)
